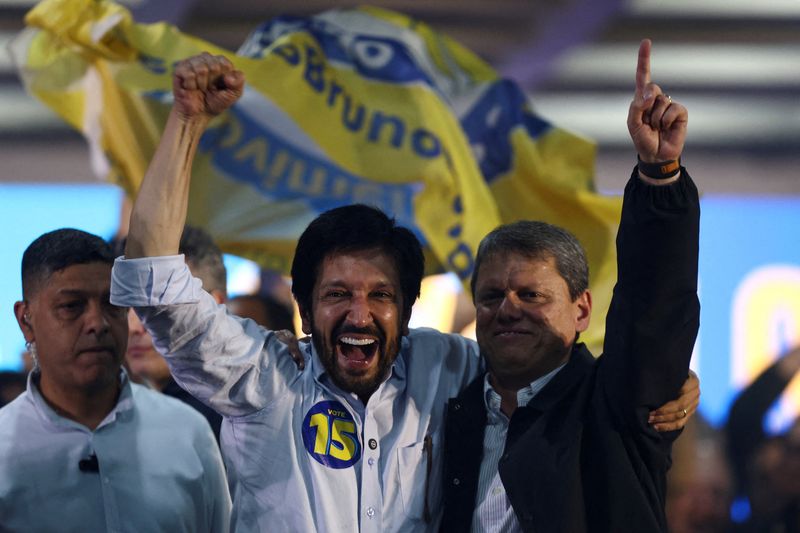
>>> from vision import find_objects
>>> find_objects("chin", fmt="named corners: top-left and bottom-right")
top-left (336, 366), bottom-right (375, 386)
top-left (80, 366), bottom-right (121, 391)
top-left (331, 366), bottom-right (383, 398)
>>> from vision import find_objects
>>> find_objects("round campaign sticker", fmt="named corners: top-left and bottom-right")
top-left (302, 401), bottom-right (362, 469)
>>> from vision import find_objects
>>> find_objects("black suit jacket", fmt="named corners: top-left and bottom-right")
top-left (441, 169), bottom-right (700, 532)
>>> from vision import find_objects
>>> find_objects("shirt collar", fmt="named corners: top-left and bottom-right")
top-left (483, 362), bottom-right (566, 419)
top-left (27, 367), bottom-right (133, 432)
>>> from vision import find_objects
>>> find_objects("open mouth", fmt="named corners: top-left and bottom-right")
top-left (336, 335), bottom-right (379, 371)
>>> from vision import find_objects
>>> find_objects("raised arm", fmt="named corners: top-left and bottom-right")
top-left (602, 39), bottom-right (700, 413)
top-left (110, 54), bottom-right (299, 417)
top-left (125, 53), bottom-right (244, 259)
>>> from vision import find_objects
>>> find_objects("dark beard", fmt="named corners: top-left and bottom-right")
top-left (311, 324), bottom-right (400, 401)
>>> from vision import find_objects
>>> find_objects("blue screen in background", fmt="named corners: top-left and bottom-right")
top-left (697, 195), bottom-right (800, 430)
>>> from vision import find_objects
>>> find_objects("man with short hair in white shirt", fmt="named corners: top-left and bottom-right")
top-left (0, 228), bottom-right (230, 533)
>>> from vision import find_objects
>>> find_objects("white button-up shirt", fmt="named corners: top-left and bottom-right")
top-left (0, 370), bottom-right (231, 533)
top-left (111, 255), bottom-right (483, 532)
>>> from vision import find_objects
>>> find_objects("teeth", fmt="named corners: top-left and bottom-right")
top-left (340, 337), bottom-right (376, 346)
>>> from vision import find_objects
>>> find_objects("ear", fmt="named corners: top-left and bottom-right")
top-left (574, 290), bottom-right (592, 333)
top-left (14, 300), bottom-right (34, 343)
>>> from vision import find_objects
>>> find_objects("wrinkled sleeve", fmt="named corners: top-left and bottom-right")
top-left (600, 168), bottom-right (701, 427)
top-left (111, 256), bottom-right (304, 417)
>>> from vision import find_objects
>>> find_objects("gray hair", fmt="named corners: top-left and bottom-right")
top-left (471, 221), bottom-right (589, 301)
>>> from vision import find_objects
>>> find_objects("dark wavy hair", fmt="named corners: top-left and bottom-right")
top-left (290, 204), bottom-right (424, 321)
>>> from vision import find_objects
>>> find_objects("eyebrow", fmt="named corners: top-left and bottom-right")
top-left (320, 279), bottom-right (395, 289)
top-left (55, 288), bottom-right (110, 299)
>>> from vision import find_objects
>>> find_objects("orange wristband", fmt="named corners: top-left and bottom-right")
top-left (637, 157), bottom-right (680, 179)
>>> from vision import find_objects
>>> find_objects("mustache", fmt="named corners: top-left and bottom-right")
top-left (333, 325), bottom-right (385, 344)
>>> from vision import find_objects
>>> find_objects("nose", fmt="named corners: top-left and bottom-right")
top-left (345, 294), bottom-right (374, 328)
top-left (496, 293), bottom-right (522, 322)
top-left (85, 300), bottom-right (111, 336)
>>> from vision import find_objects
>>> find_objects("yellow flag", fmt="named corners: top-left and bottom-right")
top-left (14, 0), bottom-right (621, 351)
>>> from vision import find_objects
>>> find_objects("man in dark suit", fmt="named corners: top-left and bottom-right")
top-left (441, 39), bottom-right (699, 532)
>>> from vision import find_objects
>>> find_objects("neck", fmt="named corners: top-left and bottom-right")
top-left (357, 393), bottom-right (371, 405)
top-left (150, 374), bottom-right (172, 393)
top-left (37, 373), bottom-right (121, 430)
top-left (487, 344), bottom-right (574, 417)
top-left (488, 373), bottom-right (523, 417)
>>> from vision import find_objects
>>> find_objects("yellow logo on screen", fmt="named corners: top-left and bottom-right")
top-left (732, 265), bottom-right (800, 424)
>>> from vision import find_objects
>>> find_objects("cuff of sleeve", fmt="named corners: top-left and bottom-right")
top-left (111, 255), bottom-right (205, 306)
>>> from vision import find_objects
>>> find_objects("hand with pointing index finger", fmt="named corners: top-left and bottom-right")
top-left (626, 39), bottom-right (687, 164)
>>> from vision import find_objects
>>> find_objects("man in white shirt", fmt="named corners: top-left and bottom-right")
top-left (0, 228), bottom-right (230, 532)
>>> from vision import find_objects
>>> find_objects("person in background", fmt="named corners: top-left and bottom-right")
top-left (726, 344), bottom-right (800, 532)
top-left (667, 413), bottom-right (733, 533)
top-left (226, 292), bottom-right (295, 332)
top-left (0, 370), bottom-right (26, 407)
top-left (0, 228), bottom-right (230, 532)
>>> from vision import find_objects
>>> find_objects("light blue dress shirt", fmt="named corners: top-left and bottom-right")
top-left (0, 370), bottom-right (231, 533)
top-left (471, 365), bottom-right (565, 533)
top-left (110, 255), bottom-right (483, 533)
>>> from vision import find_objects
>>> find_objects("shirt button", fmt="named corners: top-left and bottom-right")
top-left (368, 457), bottom-right (375, 466)
top-left (366, 507), bottom-right (375, 518)
top-left (452, 477), bottom-right (460, 486)
top-left (103, 477), bottom-right (110, 484)
top-left (368, 438), bottom-right (378, 450)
